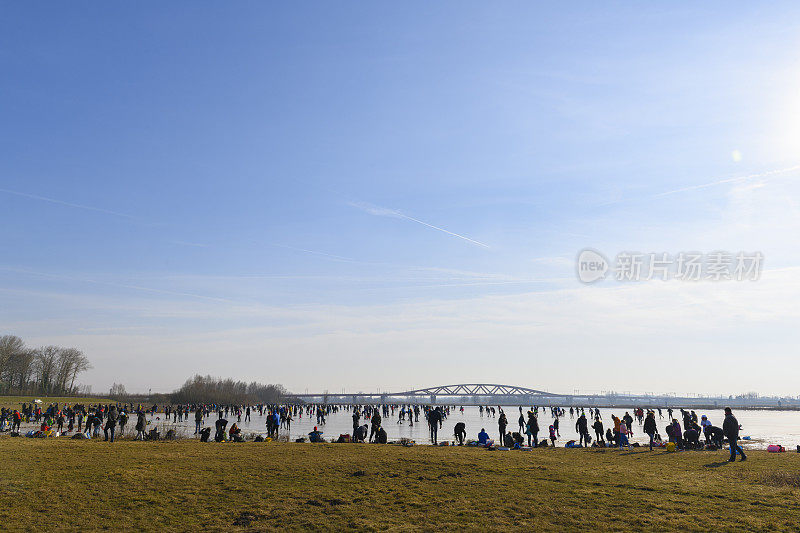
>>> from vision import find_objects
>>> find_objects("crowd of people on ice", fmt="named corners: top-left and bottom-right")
top-left (0, 401), bottom-right (749, 461)
top-left (473, 405), bottom-right (747, 461)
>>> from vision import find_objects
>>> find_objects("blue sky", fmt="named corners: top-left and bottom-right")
top-left (2, 3), bottom-right (800, 395)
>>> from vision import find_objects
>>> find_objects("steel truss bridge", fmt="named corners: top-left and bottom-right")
top-left (285, 383), bottom-right (800, 408)
top-left (289, 383), bottom-right (625, 407)
top-left (286, 383), bottom-right (559, 405)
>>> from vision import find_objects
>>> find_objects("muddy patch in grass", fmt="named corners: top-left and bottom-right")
top-left (759, 471), bottom-right (800, 488)
top-left (232, 511), bottom-right (266, 526)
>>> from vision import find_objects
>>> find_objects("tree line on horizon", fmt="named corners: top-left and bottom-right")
top-left (0, 335), bottom-right (92, 396)
top-left (108, 376), bottom-right (287, 405)
top-left (168, 374), bottom-right (287, 405)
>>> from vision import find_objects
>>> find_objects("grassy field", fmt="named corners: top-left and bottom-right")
top-left (0, 439), bottom-right (798, 532)
top-left (0, 395), bottom-right (112, 410)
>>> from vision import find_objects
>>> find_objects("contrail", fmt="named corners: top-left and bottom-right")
top-left (654, 164), bottom-right (800, 197)
top-left (0, 188), bottom-right (135, 219)
top-left (350, 201), bottom-right (490, 249)
top-left (395, 213), bottom-right (490, 249)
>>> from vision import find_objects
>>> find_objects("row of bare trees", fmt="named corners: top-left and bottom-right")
top-left (170, 374), bottom-right (286, 405)
top-left (0, 335), bottom-right (92, 395)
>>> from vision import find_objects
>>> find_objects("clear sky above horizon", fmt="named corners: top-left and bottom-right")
top-left (2, 3), bottom-right (800, 396)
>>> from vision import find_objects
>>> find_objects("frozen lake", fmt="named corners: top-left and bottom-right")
top-left (143, 406), bottom-right (800, 449)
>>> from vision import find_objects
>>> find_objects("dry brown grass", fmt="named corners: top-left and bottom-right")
top-left (0, 438), bottom-right (798, 532)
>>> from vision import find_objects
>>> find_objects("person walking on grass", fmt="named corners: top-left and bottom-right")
top-left (723, 407), bottom-right (746, 462)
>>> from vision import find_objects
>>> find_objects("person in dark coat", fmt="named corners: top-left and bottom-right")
top-left (215, 418), bottom-right (228, 442)
top-left (135, 411), bottom-right (147, 440)
top-left (593, 417), bottom-right (605, 446)
top-left (118, 411), bottom-right (128, 436)
top-left (575, 414), bottom-right (590, 447)
top-left (643, 411), bottom-right (658, 450)
top-left (353, 424), bottom-right (368, 443)
top-left (104, 406), bottom-right (118, 442)
top-left (454, 422), bottom-right (466, 445)
top-left (498, 412), bottom-right (508, 444)
top-left (194, 407), bottom-right (203, 434)
top-left (723, 407), bottom-right (746, 462)
top-left (427, 408), bottom-right (441, 444)
top-left (525, 412), bottom-right (539, 447)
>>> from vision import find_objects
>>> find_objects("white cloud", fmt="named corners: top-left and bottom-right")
top-left (13, 266), bottom-right (800, 396)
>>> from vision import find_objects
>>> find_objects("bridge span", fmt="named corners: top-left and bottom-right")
top-left (284, 383), bottom-right (796, 408)
top-left (285, 383), bottom-right (563, 406)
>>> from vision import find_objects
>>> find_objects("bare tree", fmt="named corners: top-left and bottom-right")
top-left (54, 348), bottom-right (74, 393)
top-left (0, 336), bottom-right (92, 394)
top-left (33, 346), bottom-right (60, 394)
top-left (53, 348), bottom-right (90, 394)
top-left (109, 382), bottom-right (127, 399)
top-left (0, 335), bottom-right (25, 393)
top-left (11, 348), bottom-right (36, 393)
top-left (68, 351), bottom-right (91, 393)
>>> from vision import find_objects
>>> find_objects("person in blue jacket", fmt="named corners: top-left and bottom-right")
top-left (308, 426), bottom-right (324, 443)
